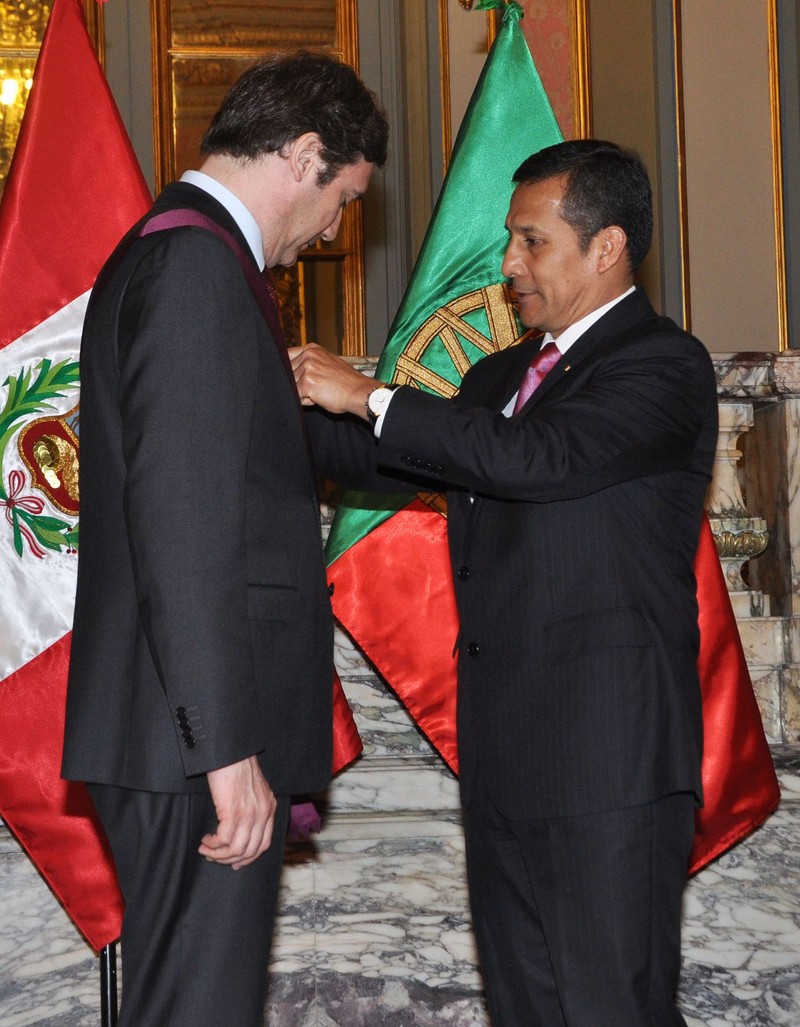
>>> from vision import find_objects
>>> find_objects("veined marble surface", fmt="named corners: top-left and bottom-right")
top-left (1, 610), bottom-right (798, 1027)
top-left (1, 741), bottom-right (798, 1026)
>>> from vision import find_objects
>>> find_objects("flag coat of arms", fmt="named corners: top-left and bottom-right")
top-left (0, 0), bottom-right (151, 950)
top-left (327, 0), bottom-right (779, 873)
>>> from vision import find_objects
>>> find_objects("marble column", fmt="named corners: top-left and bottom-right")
top-left (712, 353), bottom-right (800, 744)
top-left (707, 401), bottom-right (770, 617)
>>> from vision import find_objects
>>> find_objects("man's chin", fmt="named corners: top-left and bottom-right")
top-left (516, 298), bottom-right (545, 330)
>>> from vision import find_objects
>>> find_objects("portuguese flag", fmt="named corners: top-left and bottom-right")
top-left (327, 0), bottom-right (559, 770)
top-left (327, 0), bottom-right (779, 871)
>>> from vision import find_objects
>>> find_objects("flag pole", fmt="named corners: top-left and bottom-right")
top-left (100, 943), bottom-right (118, 1027)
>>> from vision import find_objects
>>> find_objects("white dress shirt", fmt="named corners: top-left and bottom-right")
top-left (180, 169), bottom-right (266, 271)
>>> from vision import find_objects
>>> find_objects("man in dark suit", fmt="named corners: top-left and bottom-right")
top-left (62, 52), bottom-right (387, 1027)
top-left (291, 140), bottom-right (717, 1025)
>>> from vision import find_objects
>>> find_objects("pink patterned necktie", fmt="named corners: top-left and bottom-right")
top-left (513, 340), bottom-right (561, 414)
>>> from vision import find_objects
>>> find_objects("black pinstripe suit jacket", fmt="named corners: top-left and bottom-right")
top-left (313, 286), bottom-right (718, 818)
top-left (64, 183), bottom-right (333, 797)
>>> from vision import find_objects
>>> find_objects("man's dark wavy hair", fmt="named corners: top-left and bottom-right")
top-left (513, 139), bottom-right (653, 271)
top-left (201, 50), bottom-right (389, 184)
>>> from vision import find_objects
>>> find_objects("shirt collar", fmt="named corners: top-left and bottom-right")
top-left (545, 285), bottom-right (636, 354)
top-left (180, 170), bottom-right (266, 271)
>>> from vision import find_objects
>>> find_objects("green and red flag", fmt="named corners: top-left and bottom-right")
top-left (328, 0), bottom-right (559, 770)
top-left (327, 0), bottom-right (778, 871)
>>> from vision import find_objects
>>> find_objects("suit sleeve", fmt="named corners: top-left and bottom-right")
top-left (117, 229), bottom-right (265, 776)
top-left (306, 405), bottom-right (433, 494)
top-left (376, 332), bottom-right (717, 503)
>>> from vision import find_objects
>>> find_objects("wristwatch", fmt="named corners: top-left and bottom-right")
top-left (366, 384), bottom-right (400, 427)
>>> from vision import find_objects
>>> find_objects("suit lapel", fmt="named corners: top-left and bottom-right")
top-left (152, 182), bottom-right (254, 258)
top-left (145, 183), bottom-right (316, 468)
top-left (486, 333), bottom-right (544, 412)
top-left (152, 184), bottom-right (293, 377)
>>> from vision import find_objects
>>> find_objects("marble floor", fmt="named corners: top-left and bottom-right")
top-left (1, 746), bottom-right (798, 1026)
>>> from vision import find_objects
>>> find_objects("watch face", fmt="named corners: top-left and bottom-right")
top-left (367, 388), bottom-right (385, 411)
top-left (366, 388), bottom-right (382, 425)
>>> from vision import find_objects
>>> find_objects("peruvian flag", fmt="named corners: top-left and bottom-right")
top-left (0, 0), bottom-right (150, 950)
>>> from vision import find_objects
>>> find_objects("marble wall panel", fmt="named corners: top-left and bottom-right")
top-left (782, 666), bottom-right (800, 746)
top-left (737, 617), bottom-right (788, 668)
top-left (745, 398), bottom-right (795, 617)
top-left (749, 666), bottom-right (784, 744)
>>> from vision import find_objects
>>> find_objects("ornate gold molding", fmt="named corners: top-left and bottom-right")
top-left (767, 0), bottom-right (788, 352)
top-left (571, 0), bottom-right (591, 138)
top-left (672, 0), bottom-right (692, 334)
top-left (82, 0), bottom-right (104, 67)
top-left (438, 0), bottom-right (452, 168)
top-left (150, 0), bottom-right (171, 197)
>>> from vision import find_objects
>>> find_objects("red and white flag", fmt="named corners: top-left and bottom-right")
top-left (0, 0), bottom-right (150, 950)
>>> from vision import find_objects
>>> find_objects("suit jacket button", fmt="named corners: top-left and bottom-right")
top-left (457, 566), bottom-right (470, 580)
top-left (466, 642), bottom-right (480, 657)
top-left (328, 582), bottom-right (335, 596)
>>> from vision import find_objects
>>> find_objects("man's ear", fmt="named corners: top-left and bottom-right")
top-left (595, 225), bottom-right (628, 273)
top-left (287, 132), bottom-right (324, 182)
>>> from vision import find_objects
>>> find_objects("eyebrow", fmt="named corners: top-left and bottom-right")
top-left (508, 221), bottom-right (542, 234)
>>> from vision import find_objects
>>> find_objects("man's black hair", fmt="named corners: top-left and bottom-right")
top-left (513, 139), bottom-right (653, 270)
top-left (201, 50), bottom-right (389, 183)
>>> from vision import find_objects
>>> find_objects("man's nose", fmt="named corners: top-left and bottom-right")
top-left (320, 208), bottom-right (344, 243)
top-left (501, 243), bottom-right (520, 280)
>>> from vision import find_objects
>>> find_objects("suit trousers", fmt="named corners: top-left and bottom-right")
top-left (463, 784), bottom-right (695, 1027)
top-left (88, 784), bottom-right (289, 1027)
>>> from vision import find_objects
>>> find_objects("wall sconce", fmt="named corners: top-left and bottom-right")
top-left (0, 67), bottom-right (33, 186)
top-left (0, 0), bottom-right (51, 193)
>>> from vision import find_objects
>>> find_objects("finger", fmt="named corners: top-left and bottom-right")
top-left (198, 833), bottom-right (243, 862)
top-left (199, 814), bottom-right (252, 859)
top-left (200, 827), bottom-right (271, 868)
top-left (229, 814), bottom-right (276, 870)
top-left (199, 834), bottom-right (253, 865)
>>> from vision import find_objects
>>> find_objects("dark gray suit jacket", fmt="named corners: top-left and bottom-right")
top-left (311, 287), bottom-right (718, 818)
top-left (64, 183), bottom-right (333, 797)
